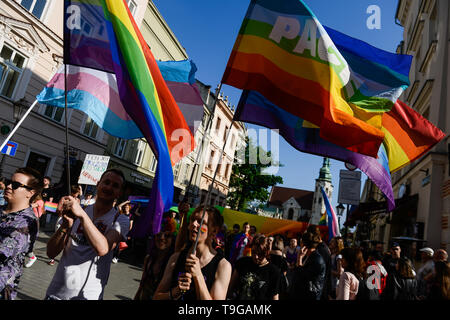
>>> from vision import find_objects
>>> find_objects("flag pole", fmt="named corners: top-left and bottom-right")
top-left (192, 115), bottom-right (236, 255)
top-left (183, 83), bottom-right (223, 204)
top-left (64, 64), bottom-right (71, 195)
top-left (0, 99), bottom-right (39, 152)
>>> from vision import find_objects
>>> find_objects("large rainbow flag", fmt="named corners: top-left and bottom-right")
top-left (234, 24), bottom-right (445, 211)
top-left (55, 0), bottom-right (193, 236)
top-left (222, 0), bottom-right (399, 158)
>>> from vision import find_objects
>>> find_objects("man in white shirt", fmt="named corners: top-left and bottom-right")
top-left (45, 169), bottom-right (130, 300)
top-left (417, 247), bottom-right (434, 298)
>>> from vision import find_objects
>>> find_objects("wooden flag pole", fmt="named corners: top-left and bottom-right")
top-left (183, 83), bottom-right (223, 204)
top-left (192, 117), bottom-right (236, 255)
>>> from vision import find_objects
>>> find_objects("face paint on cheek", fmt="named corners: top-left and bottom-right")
top-left (200, 225), bottom-right (207, 234)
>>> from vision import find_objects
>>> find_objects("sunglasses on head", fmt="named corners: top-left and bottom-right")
top-left (5, 179), bottom-right (33, 191)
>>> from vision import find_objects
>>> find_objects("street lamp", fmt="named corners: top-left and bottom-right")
top-left (336, 203), bottom-right (345, 230)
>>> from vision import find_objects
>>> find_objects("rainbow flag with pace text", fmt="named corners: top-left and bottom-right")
top-left (223, 0), bottom-right (408, 158)
top-left (59, 0), bottom-right (192, 236)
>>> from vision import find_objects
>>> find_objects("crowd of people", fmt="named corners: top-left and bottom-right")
top-left (0, 167), bottom-right (449, 301)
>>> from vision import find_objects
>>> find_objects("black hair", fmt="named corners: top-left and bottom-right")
top-left (99, 168), bottom-right (126, 188)
top-left (14, 167), bottom-right (44, 202)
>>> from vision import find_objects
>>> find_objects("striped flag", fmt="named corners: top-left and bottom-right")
top-left (223, 0), bottom-right (394, 157)
top-left (41, 0), bottom-right (195, 236)
top-left (320, 187), bottom-right (341, 240)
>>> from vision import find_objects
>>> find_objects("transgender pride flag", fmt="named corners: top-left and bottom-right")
top-left (320, 187), bottom-right (341, 241)
top-left (36, 60), bottom-right (204, 147)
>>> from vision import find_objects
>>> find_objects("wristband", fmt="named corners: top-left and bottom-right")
top-left (58, 228), bottom-right (67, 235)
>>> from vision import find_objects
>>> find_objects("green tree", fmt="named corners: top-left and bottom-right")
top-left (228, 138), bottom-right (283, 211)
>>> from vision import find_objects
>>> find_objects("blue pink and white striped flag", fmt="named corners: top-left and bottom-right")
top-left (320, 187), bottom-right (341, 241)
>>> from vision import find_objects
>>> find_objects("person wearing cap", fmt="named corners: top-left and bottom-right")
top-left (417, 247), bottom-right (434, 299)
top-left (383, 242), bottom-right (402, 276)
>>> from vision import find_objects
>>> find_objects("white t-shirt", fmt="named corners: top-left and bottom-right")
top-left (46, 205), bottom-right (130, 300)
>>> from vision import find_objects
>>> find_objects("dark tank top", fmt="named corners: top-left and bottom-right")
top-left (171, 247), bottom-right (223, 300)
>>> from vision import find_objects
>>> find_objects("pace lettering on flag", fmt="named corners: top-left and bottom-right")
top-left (223, 0), bottom-right (394, 157)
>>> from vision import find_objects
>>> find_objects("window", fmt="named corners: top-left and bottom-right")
top-left (20, 0), bottom-right (48, 20)
top-left (82, 116), bottom-right (100, 139)
top-left (208, 150), bottom-right (215, 169)
top-left (0, 45), bottom-right (26, 99)
top-left (150, 155), bottom-right (157, 172)
top-left (43, 105), bottom-right (65, 123)
top-left (126, 0), bottom-right (137, 17)
top-left (173, 163), bottom-right (180, 180)
top-left (134, 140), bottom-right (145, 165)
top-left (230, 134), bottom-right (236, 149)
top-left (184, 164), bottom-right (191, 183)
top-left (225, 163), bottom-right (230, 179)
top-left (113, 138), bottom-right (127, 158)
top-left (223, 126), bottom-right (229, 141)
top-left (215, 117), bottom-right (221, 131)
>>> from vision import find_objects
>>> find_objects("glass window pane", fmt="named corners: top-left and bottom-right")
top-left (0, 46), bottom-right (13, 62)
top-left (83, 118), bottom-right (93, 136)
top-left (53, 107), bottom-right (64, 122)
top-left (32, 0), bottom-right (47, 19)
top-left (1, 69), bottom-right (20, 98)
top-left (90, 122), bottom-right (98, 138)
top-left (13, 54), bottom-right (25, 69)
top-left (44, 105), bottom-right (54, 118)
top-left (0, 63), bottom-right (5, 83)
top-left (21, 0), bottom-right (33, 10)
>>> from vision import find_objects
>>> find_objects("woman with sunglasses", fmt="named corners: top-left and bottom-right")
top-left (134, 231), bottom-right (175, 300)
top-left (0, 167), bottom-right (42, 299)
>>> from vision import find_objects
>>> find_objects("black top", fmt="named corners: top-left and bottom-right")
top-left (269, 254), bottom-right (288, 273)
top-left (171, 247), bottom-right (223, 301)
top-left (234, 256), bottom-right (281, 300)
top-left (289, 250), bottom-right (326, 300)
top-left (316, 242), bottom-right (331, 299)
top-left (41, 187), bottom-right (55, 203)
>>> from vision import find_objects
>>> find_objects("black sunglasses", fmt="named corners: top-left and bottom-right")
top-left (5, 179), bottom-right (33, 191)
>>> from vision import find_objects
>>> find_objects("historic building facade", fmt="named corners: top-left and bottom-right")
top-left (359, 0), bottom-right (449, 252)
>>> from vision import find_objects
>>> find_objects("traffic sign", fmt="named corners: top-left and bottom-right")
top-left (338, 169), bottom-right (361, 205)
top-left (1, 141), bottom-right (18, 157)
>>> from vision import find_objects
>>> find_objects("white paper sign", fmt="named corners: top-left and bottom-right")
top-left (78, 154), bottom-right (110, 185)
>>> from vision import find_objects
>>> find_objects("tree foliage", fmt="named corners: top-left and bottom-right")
top-left (227, 138), bottom-right (283, 211)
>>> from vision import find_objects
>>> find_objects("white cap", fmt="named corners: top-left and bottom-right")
top-left (419, 247), bottom-right (434, 256)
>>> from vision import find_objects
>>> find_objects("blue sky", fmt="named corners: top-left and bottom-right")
top-left (152, 0), bottom-right (405, 217)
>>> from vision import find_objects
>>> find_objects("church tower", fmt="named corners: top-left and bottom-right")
top-left (311, 158), bottom-right (333, 225)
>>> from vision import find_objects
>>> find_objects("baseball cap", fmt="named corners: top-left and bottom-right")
top-left (419, 247), bottom-right (434, 256)
top-left (391, 241), bottom-right (400, 248)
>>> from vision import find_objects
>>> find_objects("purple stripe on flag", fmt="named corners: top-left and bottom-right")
top-left (236, 90), bottom-right (395, 211)
top-left (165, 81), bottom-right (204, 105)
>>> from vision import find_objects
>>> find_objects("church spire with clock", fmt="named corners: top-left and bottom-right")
top-left (310, 158), bottom-right (334, 225)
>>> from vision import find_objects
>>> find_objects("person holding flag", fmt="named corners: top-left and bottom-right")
top-left (153, 206), bottom-right (231, 300)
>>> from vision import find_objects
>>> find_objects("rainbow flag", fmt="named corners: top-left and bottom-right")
top-left (382, 100), bottom-right (445, 172)
top-left (320, 187), bottom-right (340, 240)
top-left (318, 213), bottom-right (327, 226)
top-left (57, 0), bottom-right (192, 236)
top-left (223, 0), bottom-right (395, 158)
top-left (44, 202), bottom-right (58, 213)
